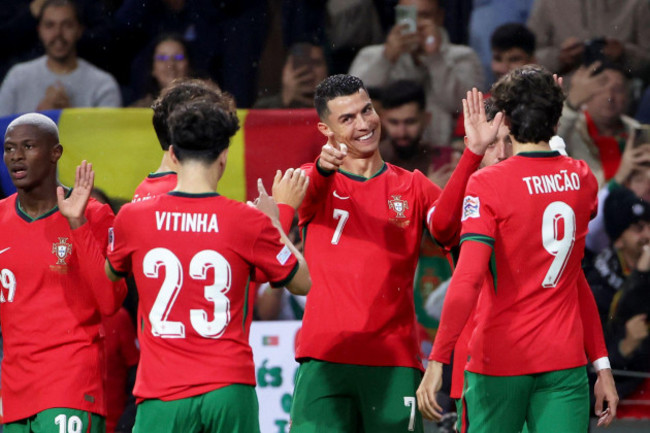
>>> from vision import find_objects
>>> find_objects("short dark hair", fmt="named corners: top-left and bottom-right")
top-left (381, 80), bottom-right (426, 111)
top-left (152, 78), bottom-right (222, 151)
top-left (314, 74), bottom-right (367, 120)
top-left (39, 0), bottom-right (82, 24)
top-left (168, 97), bottom-right (240, 164)
top-left (484, 98), bottom-right (500, 122)
top-left (490, 65), bottom-right (564, 143)
top-left (491, 23), bottom-right (536, 56)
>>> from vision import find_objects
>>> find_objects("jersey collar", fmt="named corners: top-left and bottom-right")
top-left (339, 162), bottom-right (388, 182)
top-left (15, 188), bottom-right (72, 223)
top-left (516, 150), bottom-right (561, 158)
top-left (167, 191), bottom-right (220, 198)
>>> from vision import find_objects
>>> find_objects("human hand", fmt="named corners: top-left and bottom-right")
top-left (603, 38), bottom-right (624, 61)
top-left (613, 133), bottom-right (650, 185)
top-left (462, 88), bottom-right (504, 156)
top-left (637, 244), bottom-right (650, 272)
top-left (417, 17), bottom-right (442, 56)
top-left (384, 23), bottom-right (420, 63)
top-left (566, 62), bottom-right (608, 108)
top-left (625, 314), bottom-right (649, 343)
top-left (272, 168), bottom-right (309, 209)
top-left (30, 0), bottom-right (47, 17)
top-left (594, 368), bottom-right (618, 427)
top-left (558, 37), bottom-right (585, 71)
top-left (37, 82), bottom-right (70, 110)
top-left (416, 361), bottom-right (444, 421)
top-left (249, 178), bottom-right (280, 223)
top-left (57, 160), bottom-right (93, 229)
top-left (317, 135), bottom-right (347, 173)
top-left (281, 61), bottom-right (315, 107)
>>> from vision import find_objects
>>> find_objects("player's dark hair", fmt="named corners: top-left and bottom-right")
top-left (381, 80), bottom-right (426, 111)
top-left (484, 98), bottom-right (500, 122)
top-left (490, 65), bottom-right (564, 144)
top-left (39, 0), bottom-right (83, 25)
top-left (314, 74), bottom-right (367, 120)
top-left (152, 78), bottom-right (221, 151)
top-left (168, 96), bottom-right (239, 163)
top-left (490, 23), bottom-right (536, 56)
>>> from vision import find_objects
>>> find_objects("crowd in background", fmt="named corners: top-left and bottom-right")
top-left (2, 0), bottom-right (650, 431)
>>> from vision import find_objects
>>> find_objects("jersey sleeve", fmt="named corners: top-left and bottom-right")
top-left (458, 173), bottom-right (498, 242)
top-left (252, 203), bottom-right (295, 283)
top-left (577, 271), bottom-right (608, 361)
top-left (429, 240), bottom-right (493, 363)
top-left (71, 201), bottom-right (128, 315)
top-left (427, 149), bottom-right (483, 248)
top-left (106, 205), bottom-right (136, 278)
top-left (298, 161), bottom-right (335, 226)
top-left (250, 216), bottom-right (299, 288)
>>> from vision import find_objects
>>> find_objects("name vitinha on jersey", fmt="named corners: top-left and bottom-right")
top-left (522, 170), bottom-right (581, 195)
top-left (155, 211), bottom-right (219, 233)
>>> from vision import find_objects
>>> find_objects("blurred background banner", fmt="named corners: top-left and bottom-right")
top-left (0, 108), bottom-right (323, 202)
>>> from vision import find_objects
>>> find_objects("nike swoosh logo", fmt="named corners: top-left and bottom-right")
top-left (0, 247), bottom-right (10, 255)
top-left (333, 190), bottom-right (350, 200)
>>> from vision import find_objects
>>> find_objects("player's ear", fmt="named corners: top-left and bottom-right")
top-left (317, 122), bottom-right (333, 139)
top-left (51, 143), bottom-right (63, 163)
top-left (169, 145), bottom-right (180, 164)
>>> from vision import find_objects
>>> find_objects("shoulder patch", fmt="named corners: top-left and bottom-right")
top-left (461, 196), bottom-right (480, 221)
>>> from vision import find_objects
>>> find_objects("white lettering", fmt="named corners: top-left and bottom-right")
top-left (522, 170), bottom-right (582, 195)
top-left (155, 212), bottom-right (219, 233)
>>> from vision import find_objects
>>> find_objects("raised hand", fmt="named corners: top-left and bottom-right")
top-left (463, 88), bottom-right (504, 156)
top-left (251, 178), bottom-right (280, 222)
top-left (384, 23), bottom-right (420, 63)
top-left (613, 133), bottom-right (650, 185)
top-left (57, 160), bottom-right (94, 229)
top-left (566, 62), bottom-right (609, 109)
top-left (272, 168), bottom-right (310, 209)
top-left (317, 135), bottom-right (348, 172)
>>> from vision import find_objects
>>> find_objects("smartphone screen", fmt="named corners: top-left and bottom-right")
top-left (633, 125), bottom-right (650, 148)
top-left (395, 5), bottom-right (417, 34)
top-left (290, 43), bottom-right (312, 69)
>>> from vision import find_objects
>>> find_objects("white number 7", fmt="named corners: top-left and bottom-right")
top-left (403, 396), bottom-right (416, 431)
top-left (541, 201), bottom-right (576, 287)
top-left (331, 209), bottom-right (349, 245)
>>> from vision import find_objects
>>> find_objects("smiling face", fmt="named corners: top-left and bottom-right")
top-left (38, 4), bottom-right (83, 63)
top-left (4, 125), bottom-right (61, 191)
top-left (319, 89), bottom-right (381, 157)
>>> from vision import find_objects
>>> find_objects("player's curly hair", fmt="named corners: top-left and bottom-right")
top-left (167, 96), bottom-right (239, 163)
top-left (490, 65), bottom-right (564, 144)
top-left (152, 78), bottom-right (223, 151)
top-left (314, 74), bottom-right (367, 120)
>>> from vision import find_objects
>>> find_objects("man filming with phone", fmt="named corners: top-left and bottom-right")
top-left (349, 0), bottom-right (484, 147)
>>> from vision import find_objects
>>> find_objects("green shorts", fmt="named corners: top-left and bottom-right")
top-left (4, 408), bottom-right (105, 433)
top-left (290, 359), bottom-right (423, 433)
top-left (461, 366), bottom-right (588, 433)
top-left (133, 384), bottom-right (259, 433)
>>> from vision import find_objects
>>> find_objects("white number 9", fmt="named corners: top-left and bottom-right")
top-left (541, 201), bottom-right (576, 288)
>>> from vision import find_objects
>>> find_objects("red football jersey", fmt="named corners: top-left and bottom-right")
top-left (107, 192), bottom-right (298, 402)
top-left (0, 195), bottom-right (114, 422)
top-left (132, 172), bottom-right (177, 202)
top-left (432, 151), bottom-right (598, 375)
top-left (297, 162), bottom-right (441, 369)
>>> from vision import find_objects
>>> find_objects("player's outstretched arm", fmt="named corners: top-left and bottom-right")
top-left (463, 88), bottom-right (503, 155)
top-left (317, 135), bottom-right (347, 173)
top-left (58, 160), bottom-right (93, 229)
top-left (254, 179), bottom-right (311, 295)
top-left (272, 168), bottom-right (309, 210)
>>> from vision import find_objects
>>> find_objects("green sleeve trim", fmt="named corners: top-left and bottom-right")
top-left (607, 179), bottom-right (623, 191)
top-left (107, 259), bottom-right (129, 278)
top-left (459, 233), bottom-right (495, 248)
top-left (271, 261), bottom-right (300, 288)
top-left (316, 159), bottom-right (336, 177)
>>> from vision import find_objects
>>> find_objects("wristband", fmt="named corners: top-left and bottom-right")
top-left (593, 357), bottom-right (611, 371)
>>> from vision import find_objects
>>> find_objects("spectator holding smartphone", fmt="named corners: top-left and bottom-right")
top-left (349, 0), bottom-right (484, 147)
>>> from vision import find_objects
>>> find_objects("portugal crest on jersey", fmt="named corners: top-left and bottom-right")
top-left (388, 195), bottom-right (409, 218)
top-left (52, 237), bottom-right (72, 265)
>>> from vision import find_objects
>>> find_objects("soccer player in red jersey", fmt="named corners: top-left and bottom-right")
top-left (0, 113), bottom-right (126, 432)
top-left (105, 95), bottom-right (310, 432)
top-left (426, 88), bottom-right (618, 432)
top-left (418, 66), bottom-right (619, 432)
top-left (289, 74), bottom-right (441, 433)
